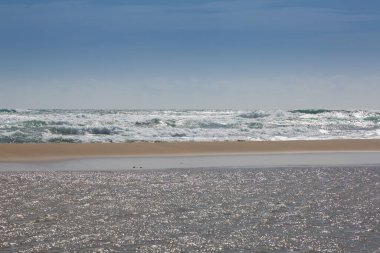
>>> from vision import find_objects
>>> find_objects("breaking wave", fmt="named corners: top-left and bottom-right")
top-left (239, 111), bottom-right (269, 118)
top-left (0, 109), bottom-right (18, 113)
top-left (290, 109), bottom-right (333, 114)
top-left (0, 109), bottom-right (379, 143)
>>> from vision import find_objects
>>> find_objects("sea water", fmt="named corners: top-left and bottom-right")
top-left (1, 109), bottom-right (379, 143)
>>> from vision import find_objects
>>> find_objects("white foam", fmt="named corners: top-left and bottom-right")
top-left (0, 109), bottom-right (380, 143)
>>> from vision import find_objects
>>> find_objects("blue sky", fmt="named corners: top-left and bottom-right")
top-left (0, 0), bottom-right (379, 109)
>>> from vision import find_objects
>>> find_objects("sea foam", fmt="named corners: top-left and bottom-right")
top-left (0, 109), bottom-right (379, 143)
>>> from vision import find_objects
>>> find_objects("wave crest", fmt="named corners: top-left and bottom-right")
top-left (239, 111), bottom-right (269, 119)
top-left (291, 109), bottom-right (332, 114)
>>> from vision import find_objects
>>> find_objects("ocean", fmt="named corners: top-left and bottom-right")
top-left (1, 109), bottom-right (379, 143)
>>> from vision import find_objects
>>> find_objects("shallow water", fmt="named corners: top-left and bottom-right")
top-left (0, 167), bottom-right (379, 252)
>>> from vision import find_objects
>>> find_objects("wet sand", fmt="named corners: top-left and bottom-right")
top-left (1, 152), bottom-right (380, 171)
top-left (1, 139), bottom-right (380, 162)
top-left (1, 167), bottom-right (379, 252)
top-left (1, 140), bottom-right (380, 252)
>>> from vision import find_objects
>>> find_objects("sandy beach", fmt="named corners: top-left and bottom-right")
top-left (1, 166), bottom-right (379, 252)
top-left (1, 139), bottom-right (380, 162)
top-left (1, 141), bottom-right (380, 252)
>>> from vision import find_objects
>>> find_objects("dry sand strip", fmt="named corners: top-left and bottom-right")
top-left (0, 139), bottom-right (380, 162)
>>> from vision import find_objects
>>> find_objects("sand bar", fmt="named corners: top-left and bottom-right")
top-left (1, 139), bottom-right (380, 162)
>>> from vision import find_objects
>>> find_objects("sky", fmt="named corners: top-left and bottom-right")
top-left (0, 0), bottom-right (380, 109)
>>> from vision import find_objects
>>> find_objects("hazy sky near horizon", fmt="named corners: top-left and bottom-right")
top-left (1, 0), bottom-right (380, 109)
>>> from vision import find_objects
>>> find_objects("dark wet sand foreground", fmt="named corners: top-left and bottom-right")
top-left (1, 166), bottom-right (379, 252)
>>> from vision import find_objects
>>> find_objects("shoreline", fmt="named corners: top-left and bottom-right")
top-left (1, 139), bottom-right (380, 162)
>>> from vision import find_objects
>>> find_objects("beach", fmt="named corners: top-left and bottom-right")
top-left (1, 139), bottom-right (380, 162)
top-left (1, 166), bottom-right (379, 252)
top-left (1, 140), bottom-right (380, 252)
top-left (2, 0), bottom-right (380, 251)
